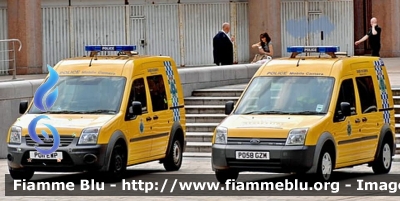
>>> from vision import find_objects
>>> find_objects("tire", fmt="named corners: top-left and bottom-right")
top-left (163, 138), bottom-right (183, 171)
top-left (215, 169), bottom-right (239, 183)
top-left (372, 140), bottom-right (392, 174)
top-left (9, 169), bottom-right (34, 181)
top-left (316, 148), bottom-right (334, 181)
top-left (107, 144), bottom-right (127, 181)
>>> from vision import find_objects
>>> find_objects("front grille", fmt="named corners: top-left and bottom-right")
top-left (227, 138), bottom-right (286, 146)
top-left (25, 135), bottom-right (75, 147)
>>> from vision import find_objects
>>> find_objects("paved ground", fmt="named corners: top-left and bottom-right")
top-left (1, 157), bottom-right (400, 200)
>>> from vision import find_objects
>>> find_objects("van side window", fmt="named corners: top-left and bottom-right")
top-left (356, 76), bottom-right (377, 113)
top-left (127, 78), bottom-right (148, 119)
top-left (147, 75), bottom-right (168, 112)
top-left (334, 79), bottom-right (356, 122)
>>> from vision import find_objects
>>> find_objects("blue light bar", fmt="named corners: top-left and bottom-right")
top-left (85, 45), bottom-right (137, 52)
top-left (287, 46), bottom-right (340, 53)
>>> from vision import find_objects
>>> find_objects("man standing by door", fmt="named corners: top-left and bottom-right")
top-left (213, 22), bottom-right (234, 65)
top-left (355, 17), bottom-right (382, 57)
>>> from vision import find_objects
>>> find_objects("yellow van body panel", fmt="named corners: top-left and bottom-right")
top-left (7, 53), bottom-right (186, 175)
top-left (212, 54), bottom-right (396, 177)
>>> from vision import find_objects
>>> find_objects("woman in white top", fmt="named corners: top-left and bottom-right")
top-left (251, 32), bottom-right (274, 63)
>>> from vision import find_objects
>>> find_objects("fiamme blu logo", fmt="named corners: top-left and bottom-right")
top-left (28, 65), bottom-right (60, 155)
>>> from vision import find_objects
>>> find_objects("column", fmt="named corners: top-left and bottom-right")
top-left (7, 0), bottom-right (43, 75)
top-left (371, 0), bottom-right (400, 57)
top-left (248, 0), bottom-right (282, 60)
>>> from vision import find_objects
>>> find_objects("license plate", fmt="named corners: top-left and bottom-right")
top-left (235, 151), bottom-right (270, 160)
top-left (29, 151), bottom-right (63, 160)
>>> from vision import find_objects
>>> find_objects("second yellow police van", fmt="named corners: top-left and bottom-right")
top-left (212, 46), bottom-right (396, 182)
top-left (6, 45), bottom-right (186, 181)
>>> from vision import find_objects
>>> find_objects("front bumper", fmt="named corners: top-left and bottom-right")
top-left (7, 137), bottom-right (108, 172)
top-left (212, 144), bottom-right (316, 173)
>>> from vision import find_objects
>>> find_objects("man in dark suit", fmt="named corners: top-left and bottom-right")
top-left (213, 22), bottom-right (234, 66)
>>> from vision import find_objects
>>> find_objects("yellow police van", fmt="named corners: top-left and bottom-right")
top-left (212, 46), bottom-right (396, 182)
top-left (6, 45), bottom-right (186, 181)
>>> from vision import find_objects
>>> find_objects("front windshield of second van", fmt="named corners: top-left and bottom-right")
top-left (29, 76), bottom-right (126, 114)
top-left (234, 76), bottom-right (335, 115)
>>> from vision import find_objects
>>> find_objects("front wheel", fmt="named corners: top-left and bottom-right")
top-left (316, 148), bottom-right (334, 181)
top-left (107, 144), bottom-right (127, 181)
top-left (163, 138), bottom-right (183, 171)
top-left (372, 141), bottom-right (392, 174)
top-left (9, 169), bottom-right (34, 181)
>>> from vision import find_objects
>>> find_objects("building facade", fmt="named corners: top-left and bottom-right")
top-left (0, 0), bottom-right (398, 75)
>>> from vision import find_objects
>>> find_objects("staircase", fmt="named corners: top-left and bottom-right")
top-left (183, 84), bottom-right (400, 160)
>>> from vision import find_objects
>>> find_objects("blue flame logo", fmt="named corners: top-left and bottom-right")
top-left (28, 65), bottom-right (60, 155)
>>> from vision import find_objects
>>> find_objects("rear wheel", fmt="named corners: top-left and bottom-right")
top-left (9, 169), bottom-right (34, 181)
top-left (215, 169), bottom-right (239, 183)
top-left (372, 140), bottom-right (392, 174)
top-left (163, 138), bottom-right (183, 171)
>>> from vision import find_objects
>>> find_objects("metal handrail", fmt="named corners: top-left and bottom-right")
top-left (0, 39), bottom-right (22, 79)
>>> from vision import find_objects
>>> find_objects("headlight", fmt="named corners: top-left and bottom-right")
top-left (285, 128), bottom-right (308, 145)
top-left (78, 127), bottom-right (100, 145)
top-left (9, 126), bottom-right (22, 144)
top-left (214, 126), bottom-right (228, 144)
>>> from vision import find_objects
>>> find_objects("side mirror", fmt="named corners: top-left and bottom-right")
top-left (129, 101), bottom-right (142, 116)
top-left (225, 101), bottom-right (235, 115)
top-left (19, 100), bottom-right (28, 114)
top-left (340, 102), bottom-right (351, 117)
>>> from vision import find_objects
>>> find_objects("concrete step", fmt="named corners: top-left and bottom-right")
top-left (192, 89), bottom-right (244, 97)
top-left (396, 114), bottom-right (400, 123)
top-left (394, 105), bottom-right (400, 114)
top-left (186, 114), bottom-right (227, 123)
top-left (394, 96), bottom-right (400, 105)
top-left (396, 134), bottom-right (400, 144)
top-left (392, 89), bottom-right (400, 96)
top-left (393, 155), bottom-right (400, 162)
top-left (397, 143), bottom-right (400, 155)
top-left (396, 124), bottom-right (400, 133)
top-left (185, 142), bottom-right (212, 152)
top-left (186, 122), bottom-right (219, 132)
top-left (185, 105), bottom-right (225, 114)
top-left (183, 152), bottom-right (211, 158)
top-left (184, 96), bottom-right (239, 105)
top-left (186, 132), bottom-right (213, 142)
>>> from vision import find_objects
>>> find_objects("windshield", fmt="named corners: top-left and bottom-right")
top-left (29, 76), bottom-right (126, 114)
top-left (234, 76), bottom-right (335, 115)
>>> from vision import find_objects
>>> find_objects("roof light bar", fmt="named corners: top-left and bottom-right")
top-left (287, 46), bottom-right (340, 53)
top-left (85, 45), bottom-right (137, 52)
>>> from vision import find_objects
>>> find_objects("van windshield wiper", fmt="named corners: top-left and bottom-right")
top-left (48, 110), bottom-right (85, 114)
top-left (291, 111), bottom-right (326, 115)
top-left (243, 110), bottom-right (291, 115)
top-left (84, 109), bottom-right (116, 114)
